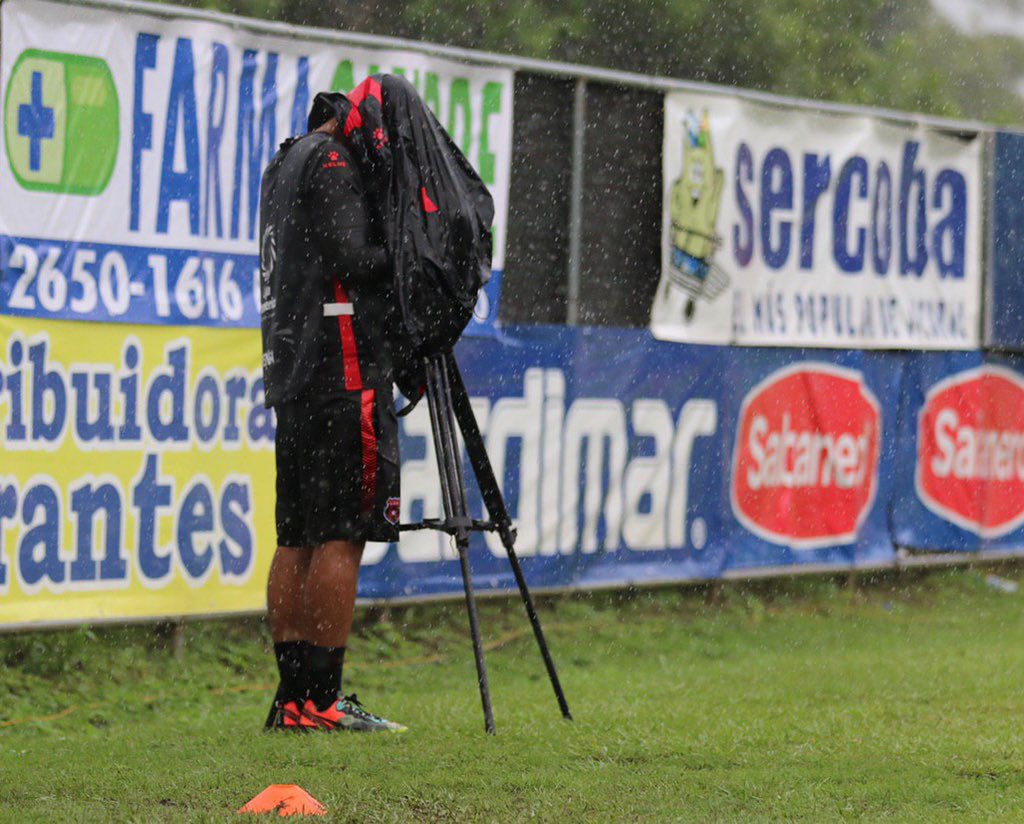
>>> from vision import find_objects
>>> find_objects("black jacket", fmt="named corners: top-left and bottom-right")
top-left (258, 131), bottom-right (396, 407)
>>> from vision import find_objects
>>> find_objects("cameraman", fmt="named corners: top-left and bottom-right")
top-left (259, 92), bottom-right (406, 733)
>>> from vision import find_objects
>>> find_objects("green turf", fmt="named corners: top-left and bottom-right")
top-left (3, 567), bottom-right (1024, 822)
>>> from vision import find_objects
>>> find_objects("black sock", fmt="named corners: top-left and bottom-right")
top-left (274, 640), bottom-right (310, 705)
top-left (306, 645), bottom-right (346, 711)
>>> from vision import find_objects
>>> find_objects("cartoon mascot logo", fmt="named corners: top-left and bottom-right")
top-left (663, 109), bottom-right (730, 322)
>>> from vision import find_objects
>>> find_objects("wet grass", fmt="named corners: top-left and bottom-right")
top-left (2, 566), bottom-right (1024, 821)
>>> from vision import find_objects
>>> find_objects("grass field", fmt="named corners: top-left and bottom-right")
top-left (3, 567), bottom-right (1024, 822)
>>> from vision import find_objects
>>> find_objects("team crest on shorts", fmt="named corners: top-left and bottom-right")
top-left (384, 497), bottom-right (401, 525)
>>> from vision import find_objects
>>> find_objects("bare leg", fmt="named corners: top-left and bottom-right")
top-left (303, 539), bottom-right (365, 647)
top-left (267, 546), bottom-right (313, 643)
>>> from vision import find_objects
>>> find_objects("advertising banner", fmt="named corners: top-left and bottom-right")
top-left (651, 93), bottom-right (984, 350)
top-left (988, 131), bottom-right (1024, 351)
top-left (2, 320), bottom-right (917, 627)
top-left (0, 315), bottom-right (273, 626)
top-left (0, 0), bottom-right (514, 334)
top-left (1, 0), bottom-right (1017, 630)
top-left (7, 316), bottom-right (1024, 627)
top-left (890, 351), bottom-right (1024, 552)
top-left (428, 327), bottom-right (902, 592)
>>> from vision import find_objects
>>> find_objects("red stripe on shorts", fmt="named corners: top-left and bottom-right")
top-left (333, 280), bottom-right (362, 390)
top-left (360, 389), bottom-right (378, 515)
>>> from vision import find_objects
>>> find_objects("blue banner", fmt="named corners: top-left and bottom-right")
top-left (988, 132), bottom-right (1024, 351)
top-left (891, 350), bottom-right (1024, 552)
top-left (351, 326), bottom-right (1024, 601)
top-left (0, 235), bottom-right (260, 327)
top-left (0, 234), bottom-right (504, 336)
top-left (355, 327), bottom-right (910, 599)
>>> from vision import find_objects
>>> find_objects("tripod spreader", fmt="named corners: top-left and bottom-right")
top-left (398, 518), bottom-right (515, 538)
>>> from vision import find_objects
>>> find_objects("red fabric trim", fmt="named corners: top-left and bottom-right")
top-left (366, 78), bottom-right (383, 103)
top-left (346, 76), bottom-right (382, 109)
top-left (344, 77), bottom-right (382, 136)
top-left (333, 280), bottom-right (362, 390)
top-left (348, 78), bottom-right (370, 107)
top-left (343, 105), bottom-right (363, 137)
top-left (349, 76), bottom-right (383, 107)
top-left (420, 187), bottom-right (439, 213)
top-left (359, 389), bottom-right (378, 515)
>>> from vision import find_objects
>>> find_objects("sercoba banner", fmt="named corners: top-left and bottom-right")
top-left (0, 0), bottom-right (513, 334)
top-left (651, 92), bottom-right (984, 350)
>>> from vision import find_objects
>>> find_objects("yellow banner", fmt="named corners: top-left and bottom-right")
top-left (0, 317), bottom-right (274, 626)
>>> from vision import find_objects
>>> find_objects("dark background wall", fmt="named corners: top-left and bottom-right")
top-left (500, 74), bottom-right (573, 325)
top-left (577, 84), bottom-right (662, 327)
top-left (501, 76), bottom-right (664, 328)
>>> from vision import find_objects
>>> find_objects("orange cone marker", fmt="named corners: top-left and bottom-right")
top-left (238, 785), bottom-right (326, 816)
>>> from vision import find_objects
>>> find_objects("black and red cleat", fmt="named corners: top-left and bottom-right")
top-left (266, 699), bottom-right (317, 732)
top-left (301, 695), bottom-right (407, 733)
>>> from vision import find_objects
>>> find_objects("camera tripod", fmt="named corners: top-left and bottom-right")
top-left (399, 351), bottom-right (572, 734)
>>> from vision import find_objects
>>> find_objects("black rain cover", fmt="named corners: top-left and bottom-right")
top-left (342, 74), bottom-right (494, 360)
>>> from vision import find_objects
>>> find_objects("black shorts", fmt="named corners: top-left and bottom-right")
top-left (274, 388), bottom-right (400, 546)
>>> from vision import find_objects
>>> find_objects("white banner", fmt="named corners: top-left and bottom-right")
top-left (651, 92), bottom-right (983, 349)
top-left (0, 0), bottom-right (514, 328)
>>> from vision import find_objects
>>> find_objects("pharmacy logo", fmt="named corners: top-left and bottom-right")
top-left (4, 49), bottom-right (118, 194)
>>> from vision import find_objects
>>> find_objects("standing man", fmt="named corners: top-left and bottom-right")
top-left (259, 92), bottom-right (406, 733)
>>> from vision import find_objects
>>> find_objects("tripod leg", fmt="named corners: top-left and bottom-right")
top-left (444, 354), bottom-right (573, 721)
top-left (263, 686), bottom-right (282, 729)
top-left (425, 357), bottom-right (496, 734)
top-left (445, 356), bottom-right (515, 546)
top-left (455, 533), bottom-right (495, 734)
top-left (502, 546), bottom-right (572, 720)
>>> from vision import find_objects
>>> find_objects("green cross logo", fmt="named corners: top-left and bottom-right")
top-left (4, 50), bottom-right (118, 195)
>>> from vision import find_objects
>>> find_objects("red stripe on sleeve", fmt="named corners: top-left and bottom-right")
top-left (359, 389), bottom-right (378, 515)
top-left (333, 280), bottom-right (362, 391)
